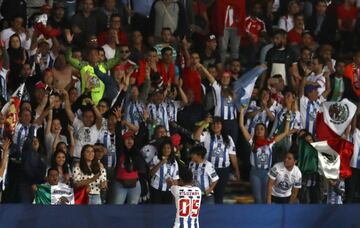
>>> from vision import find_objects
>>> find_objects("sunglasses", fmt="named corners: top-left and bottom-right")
top-left (121, 50), bottom-right (130, 53)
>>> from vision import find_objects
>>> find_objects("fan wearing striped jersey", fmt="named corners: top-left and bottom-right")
top-left (169, 169), bottom-right (202, 228)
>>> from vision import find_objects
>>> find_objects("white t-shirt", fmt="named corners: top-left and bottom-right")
top-left (73, 117), bottom-right (100, 158)
top-left (268, 162), bottom-right (302, 197)
top-left (171, 185), bottom-right (202, 228)
top-left (102, 44), bottom-right (116, 60)
top-left (0, 28), bottom-right (31, 49)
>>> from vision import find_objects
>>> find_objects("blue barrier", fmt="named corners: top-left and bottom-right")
top-left (0, 205), bottom-right (359, 228)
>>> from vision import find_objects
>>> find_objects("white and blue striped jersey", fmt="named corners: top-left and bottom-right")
top-left (270, 108), bottom-right (302, 137)
top-left (166, 99), bottom-right (182, 122)
top-left (200, 132), bottom-right (236, 169)
top-left (326, 180), bottom-right (345, 204)
top-left (150, 156), bottom-right (179, 191)
top-left (97, 130), bottom-right (117, 169)
top-left (307, 73), bottom-right (326, 96)
top-left (171, 185), bottom-right (202, 228)
top-left (125, 100), bottom-right (145, 127)
top-left (246, 100), bottom-right (281, 136)
top-left (300, 95), bottom-right (325, 135)
top-left (0, 68), bottom-right (8, 101)
top-left (189, 161), bottom-right (219, 193)
top-left (249, 139), bottom-right (275, 170)
top-left (212, 81), bottom-right (237, 120)
top-left (147, 102), bottom-right (170, 132)
top-left (350, 129), bottom-right (360, 169)
top-left (13, 123), bottom-right (30, 152)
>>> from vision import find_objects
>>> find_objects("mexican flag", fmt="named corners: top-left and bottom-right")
top-left (297, 139), bottom-right (318, 175)
top-left (314, 99), bottom-right (356, 178)
top-left (34, 183), bottom-right (74, 205)
top-left (319, 98), bottom-right (357, 138)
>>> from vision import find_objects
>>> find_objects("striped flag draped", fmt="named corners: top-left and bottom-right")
top-left (233, 65), bottom-right (267, 110)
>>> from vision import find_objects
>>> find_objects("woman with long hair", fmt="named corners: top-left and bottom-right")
top-left (194, 116), bottom-right (240, 204)
top-left (73, 144), bottom-right (107, 205)
top-left (51, 150), bottom-right (71, 185)
top-left (239, 106), bottom-right (290, 203)
top-left (197, 63), bottom-right (239, 147)
top-left (246, 88), bottom-right (279, 136)
top-left (111, 131), bottom-right (144, 204)
top-left (149, 137), bottom-right (179, 204)
top-left (7, 34), bottom-right (27, 92)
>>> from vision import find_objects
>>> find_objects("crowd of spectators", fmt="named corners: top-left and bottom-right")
top-left (0, 0), bottom-right (359, 205)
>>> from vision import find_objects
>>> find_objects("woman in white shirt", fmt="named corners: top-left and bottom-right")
top-left (73, 144), bottom-right (107, 205)
top-left (267, 149), bottom-right (302, 204)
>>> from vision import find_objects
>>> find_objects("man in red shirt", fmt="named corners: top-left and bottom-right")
top-left (97, 14), bottom-right (128, 47)
top-left (242, 2), bottom-right (266, 67)
top-left (287, 13), bottom-right (305, 46)
top-left (212, 0), bottom-right (246, 64)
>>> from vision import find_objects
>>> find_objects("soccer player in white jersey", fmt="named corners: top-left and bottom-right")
top-left (170, 169), bottom-right (202, 228)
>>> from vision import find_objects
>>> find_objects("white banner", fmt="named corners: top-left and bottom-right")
top-left (51, 184), bottom-right (74, 205)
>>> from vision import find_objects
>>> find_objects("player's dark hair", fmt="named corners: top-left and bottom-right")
top-left (190, 145), bottom-right (207, 159)
top-left (180, 169), bottom-right (193, 184)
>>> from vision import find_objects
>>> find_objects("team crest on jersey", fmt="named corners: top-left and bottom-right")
top-left (278, 181), bottom-right (290, 191)
top-left (328, 103), bottom-right (349, 125)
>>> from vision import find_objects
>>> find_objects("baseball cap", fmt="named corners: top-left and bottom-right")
top-left (122, 131), bottom-right (135, 140)
top-left (35, 81), bottom-right (46, 90)
top-left (304, 84), bottom-right (319, 95)
top-left (207, 34), bottom-right (216, 41)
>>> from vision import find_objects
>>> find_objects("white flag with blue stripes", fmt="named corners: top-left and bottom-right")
top-left (233, 65), bottom-right (267, 111)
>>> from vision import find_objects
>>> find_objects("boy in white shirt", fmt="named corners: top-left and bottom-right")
top-left (267, 150), bottom-right (302, 204)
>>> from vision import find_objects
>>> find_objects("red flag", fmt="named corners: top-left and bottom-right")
top-left (328, 138), bottom-right (354, 179)
top-left (315, 113), bottom-right (338, 141)
top-left (74, 186), bottom-right (89, 205)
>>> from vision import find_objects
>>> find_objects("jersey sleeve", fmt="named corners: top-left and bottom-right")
top-left (172, 161), bottom-right (180, 180)
top-left (206, 163), bottom-right (219, 183)
top-left (199, 131), bottom-right (209, 143)
top-left (293, 168), bottom-right (302, 189)
top-left (228, 136), bottom-right (236, 155)
top-left (268, 164), bottom-right (279, 180)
